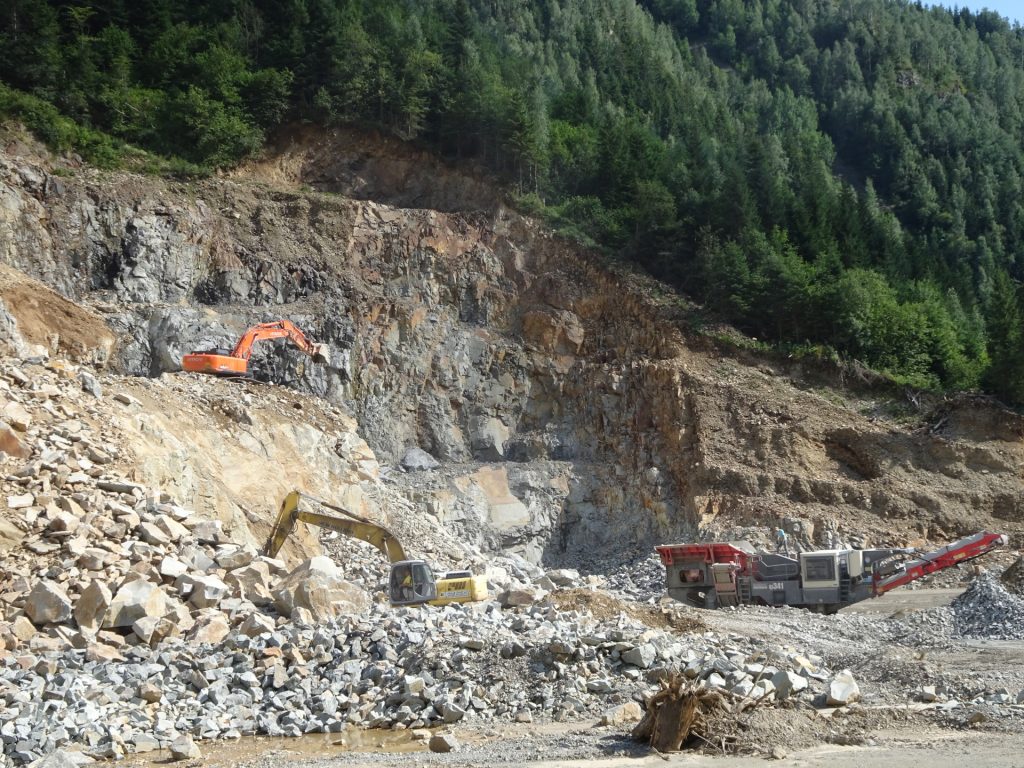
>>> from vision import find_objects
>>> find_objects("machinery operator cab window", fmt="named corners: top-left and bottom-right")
top-left (802, 556), bottom-right (836, 582)
top-left (389, 562), bottom-right (436, 603)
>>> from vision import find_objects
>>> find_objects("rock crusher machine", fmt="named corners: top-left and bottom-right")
top-left (656, 531), bottom-right (1008, 614)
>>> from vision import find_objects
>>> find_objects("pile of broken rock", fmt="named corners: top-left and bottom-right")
top-left (0, 357), bottom-right (859, 766)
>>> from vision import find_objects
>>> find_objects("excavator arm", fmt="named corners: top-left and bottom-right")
top-left (874, 531), bottom-right (1008, 594)
top-left (264, 490), bottom-right (407, 562)
top-left (231, 320), bottom-right (329, 363)
top-left (183, 319), bottom-right (329, 376)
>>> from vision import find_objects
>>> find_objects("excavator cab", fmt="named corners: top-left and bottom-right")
top-left (388, 560), bottom-right (438, 606)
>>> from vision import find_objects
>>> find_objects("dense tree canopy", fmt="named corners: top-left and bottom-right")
top-left (3, 0), bottom-right (1024, 399)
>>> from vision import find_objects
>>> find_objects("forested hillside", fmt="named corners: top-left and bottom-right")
top-left (2, 0), bottom-right (1024, 400)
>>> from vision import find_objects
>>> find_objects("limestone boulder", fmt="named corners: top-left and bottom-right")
top-left (272, 556), bottom-right (369, 621)
top-left (545, 568), bottom-right (581, 587)
top-left (187, 611), bottom-right (230, 644)
top-left (74, 580), bottom-right (112, 633)
top-left (401, 447), bottom-right (440, 471)
top-left (238, 612), bottom-right (276, 637)
top-left (3, 402), bottom-right (31, 431)
top-left (600, 701), bottom-right (643, 726)
top-left (622, 644), bottom-right (657, 669)
top-left (0, 516), bottom-right (25, 553)
top-left (225, 561), bottom-right (273, 604)
top-left (214, 544), bottom-right (257, 570)
top-left (25, 581), bottom-right (72, 625)
top-left (179, 573), bottom-right (229, 609)
top-left (499, 587), bottom-right (545, 608)
top-left (158, 556), bottom-right (188, 580)
top-left (154, 514), bottom-right (190, 542)
top-left (132, 615), bottom-right (179, 647)
top-left (428, 733), bottom-right (459, 753)
top-left (0, 423), bottom-right (30, 459)
top-left (827, 669), bottom-right (861, 706)
top-left (102, 580), bottom-right (167, 629)
top-left (169, 734), bottom-right (201, 760)
top-left (11, 615), bottom-right (36, 643)
top-left (771, 669), bottom-right (808, 700)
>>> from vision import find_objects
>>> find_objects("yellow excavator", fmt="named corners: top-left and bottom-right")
top-left (264, 491), bottom-right (488, 607)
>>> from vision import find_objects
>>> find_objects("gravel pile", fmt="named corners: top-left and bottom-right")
top-left (601, 554), bottom-right (665, 602)
top-left (950, 574), bottom-right (1024, 640)
top-left (1001, 556), bottom-right (1024, 596)
top-left (0, 594), bottom-right (836, 764)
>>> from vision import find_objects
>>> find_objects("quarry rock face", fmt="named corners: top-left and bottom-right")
top-left (3, 139), bottom-right (1023, 576)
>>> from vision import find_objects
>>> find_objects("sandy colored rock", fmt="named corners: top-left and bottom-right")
top-left (272, 556), bottom-right (369, 621)
top-left (25, 580), bottom-right (72, 625)
top-left (238, 612), bottom-right (276, 637)
top-left (10, 615), bottom-right (36, 643)
top-left (226, 561), bottom-right (273, 604)
top-left (0, 516), bottom-right (25, 553)
top-left (600, 701), bottom-right (643, 726)
top-left (0, 423), bottom-right (30, 459)
top-left (154, 514), bottom-right (190, 542)
top-left (85, 642), bottom-right (123, 663)
top-left (74, 580), bottom-right (112, 633)
top-left (214, 543), bottom-right (256, 570)
top-left (138, 681), bottom-right (162, 703)
top-left (132, 615), bottom-right (178, 646)
top-left (102, 579), bottom-right (167, 629)
top-left (2, 401), bottom-right (31, 431)
top-left (188, 611), bottom-right (231, 644)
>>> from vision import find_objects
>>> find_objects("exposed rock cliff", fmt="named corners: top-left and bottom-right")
top-left (1, 126), bottom-right (1021, 569)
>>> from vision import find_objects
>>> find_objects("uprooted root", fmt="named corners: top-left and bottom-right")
top-left (631, 673), bottom-right (766, 753)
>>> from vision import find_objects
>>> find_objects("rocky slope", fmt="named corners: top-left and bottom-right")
top-left (2, 125), bottom-right (1021, 569)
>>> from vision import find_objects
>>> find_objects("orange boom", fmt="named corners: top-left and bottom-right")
top-left (182, 320), bottom-right (329, 376)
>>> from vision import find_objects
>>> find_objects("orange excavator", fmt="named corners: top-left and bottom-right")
top-left (182, 320), bottom-right (329, 376)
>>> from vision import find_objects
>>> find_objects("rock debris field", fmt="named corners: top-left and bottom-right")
top-left (1, 356), bottom-right (1024, 767)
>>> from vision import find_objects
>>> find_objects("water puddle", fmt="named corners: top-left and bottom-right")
top-left (120, 729), bottom-right (424, 767)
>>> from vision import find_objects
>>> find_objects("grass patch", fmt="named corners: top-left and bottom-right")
top-left (0, 84), bottom-right (207, 178)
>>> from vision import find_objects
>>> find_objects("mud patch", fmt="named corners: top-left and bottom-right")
top-left (120, 729), bottom-right (422, 768)
top-left (0, 264), bottom-right (114, 361)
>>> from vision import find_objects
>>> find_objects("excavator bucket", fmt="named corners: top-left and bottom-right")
top-left (311, 343), bottom-right (330, 364)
